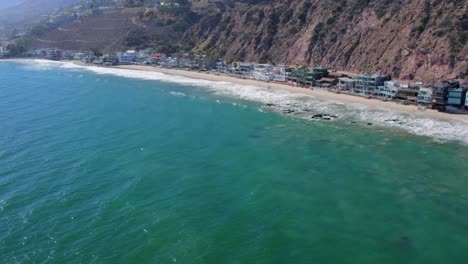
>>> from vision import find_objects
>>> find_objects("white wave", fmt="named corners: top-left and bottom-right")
top-left (169, 91), bottom-right (186, 97)
top-left (6, 59), bottom-right (65, 71)
top-left (10, 59), bottom-right (468, 144)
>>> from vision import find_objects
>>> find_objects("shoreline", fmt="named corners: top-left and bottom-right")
top-left (110, 64), bottom-right (468, 122)
top-left (4, 58), bottom-right (468, 122)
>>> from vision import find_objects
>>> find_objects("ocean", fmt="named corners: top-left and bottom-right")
top-left (0, 60), bottom-right (467, 263)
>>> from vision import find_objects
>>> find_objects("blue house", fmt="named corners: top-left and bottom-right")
top-left (118, 51), bottom-right (137, 64)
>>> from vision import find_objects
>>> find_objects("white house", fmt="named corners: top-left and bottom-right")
top-left (417, 86), bottom-right (433, 106)
top-left (73, 53), bottom-right (87, 60)
top-left (253, 71), bottom-right (274, 82)
top-left (253, 65), bottom-right (286, 82)
top-left (375, 81), bottom-right (406, 99)
top-left (465, 92), bottom-right (468, 110)
top-left (118, 50), bottom-right (137, 64)
top-left (272, 67), bottom-right (287, 82)
top-left (273, 73), bottom-right (287, 82)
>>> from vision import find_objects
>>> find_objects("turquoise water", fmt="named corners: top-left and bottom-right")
top-left (0, 61), bottom-right (467, 263)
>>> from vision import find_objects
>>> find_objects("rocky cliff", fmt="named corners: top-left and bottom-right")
top-left (17, 0), bottom-right (468, 82)
top-left (185, 0), bottom-right (467, 82)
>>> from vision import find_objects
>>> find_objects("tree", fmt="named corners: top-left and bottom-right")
top-left (91, 48), bottom-right (103, 57)
top-left (6, 43), bottom-right (27, 57)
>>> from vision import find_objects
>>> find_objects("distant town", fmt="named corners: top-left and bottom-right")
top-left (1, 46), bottom-right (467, 114)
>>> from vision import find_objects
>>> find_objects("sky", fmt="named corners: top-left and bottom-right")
top-left (0, 0), bottom-right (23, 9)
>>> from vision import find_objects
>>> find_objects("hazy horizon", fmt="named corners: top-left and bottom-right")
top-left (0, 0), bottom-right (23, 9)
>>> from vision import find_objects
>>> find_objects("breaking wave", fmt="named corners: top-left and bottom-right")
top-left (169, 91), bottom-right (187, 97)
top-left (13, 59), bottom-right (468, 144)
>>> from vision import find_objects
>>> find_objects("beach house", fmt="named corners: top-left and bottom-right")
top-left (175, 53), bottom-right (193, 69)
top-left (82, 54), bottom-right (96, 63)
top-left (394, 84), bottom-right (419, 105)
top-left (447, 87), bottom-right (466, 108)
top-left (444, 82), bottom-right (467, 113)
top-left (273, 67), bottom-right (287, 82)
top-left (313, 66), bottom-right (329, 79)
top-left (48, 48), bottom-right (62, 60)
top-left (417, 86), bottom-right (433, 106)
top-left (462, 84), bottom-right (468, 110)
top-left (305, 71), bottom-right (316, 87)
top-left (337, 77), bottom-right (355, 92)
top-left (375, 81), bottom-right (401, 100)
top-left (253, 71), bottom-right (274, 82)
top-left (61, 50), bottom-right (77, 60)
top-left (24, 50), bottom-right (37, 57)
top-left (354, 74), bottom-right (385, 97)
top-left (465, 90), bottom-right (468, 110)
top-left (73, 53), bottom-right (87, 60)
top-left (432, 83), bottom-right (449, 111)
top-left (316, 77), bottom-right (338, 88)
top-left (178, 58), bottom-right (192, 69)
top-left (118, 50), bottom-right (137, 64)
top-left (215, 61), bottom-right (226, 72)
top-left (135, 49), bottom-right (152, 64)
top-left (237, 63), bottom-right (253, 73)
top-left (102, 53), bottom-right (119, 65)
top-left (288, 68), bottom-right (307, 86)
top-left (149, 53), bottom-right (167, 64)
top-left (36, 48), bottom-right (62, 60)
top-left (190, 54), bottom-right (207, 70)
top-left (161, 58), bottom-right (178, 68)
top-left (93, 56), bottom-right (104, 65)
top-left (253, 64), bottom-right (279, 82)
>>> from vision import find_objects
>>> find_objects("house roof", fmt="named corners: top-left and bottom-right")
top-left (338, 77), bottom-right (355, 82)
top-left (318, 77), bottom-right (337, 83)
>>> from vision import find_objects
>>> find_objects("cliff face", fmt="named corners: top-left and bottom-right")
top-left (185, 0), bottom-right (467, 82)
top-left (19, 0), bottom-right (467, 82)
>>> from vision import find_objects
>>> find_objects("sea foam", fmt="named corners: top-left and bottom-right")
top-left (14, 59), bottom-right (468, 144)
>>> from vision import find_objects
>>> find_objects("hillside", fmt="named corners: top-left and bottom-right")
top-left (27, 7), bottom-right (188, 53)
top-left (16, 0), bottom-right (468, 81)
top-left (0, 0), bottom-right (80, 37)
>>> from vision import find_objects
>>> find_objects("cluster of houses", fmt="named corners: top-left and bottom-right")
top-left (220, 62), bottom-right (467, 112)
top-left (4, 46), bottom-right (467, 113)
top-left (12, 47), bottom-right (207, 67)
top-left (337, 76), bottom-right (468, 112)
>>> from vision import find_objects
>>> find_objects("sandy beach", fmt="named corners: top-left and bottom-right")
top-left (111, 64), bottom-right (468, 122)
